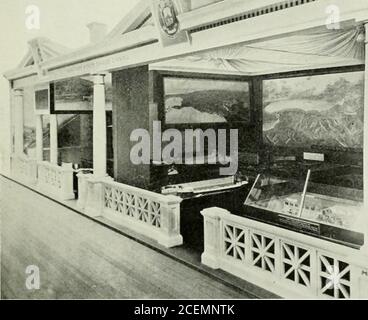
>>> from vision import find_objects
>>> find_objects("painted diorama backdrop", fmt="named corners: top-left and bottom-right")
top-left (263, 71), bottom-right (364, 150)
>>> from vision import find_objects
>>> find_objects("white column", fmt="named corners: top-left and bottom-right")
top-left (364, 23), bottom-right (368, 253)
top-left (1, 84), bottom-right (13, 175)
top-left (13, 89), bottom-right (24, 156)
top-left (92, 74), bottom-right (107, 177)
top-left (50, 114), bottom-right (58, 165)
top-left (36, 115), bottom-right (43, 161)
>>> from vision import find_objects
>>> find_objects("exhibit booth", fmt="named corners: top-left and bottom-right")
top-left (4, 0), bottom-right (368, 298)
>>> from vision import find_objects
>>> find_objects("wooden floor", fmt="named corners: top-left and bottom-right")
top-left (0, 177), bottom-right (252, 299)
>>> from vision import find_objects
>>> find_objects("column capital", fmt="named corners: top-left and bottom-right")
top-left (92, 74), bottom-right (105, 85)
top-left (13, 88), bottom-right (24, 96)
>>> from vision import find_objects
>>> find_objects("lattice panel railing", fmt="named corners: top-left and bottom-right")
top-left (213, 216), bottom-right (361, 299)
top-left (36, 161), bottom-right (75, 200)
top-left (94, 179), bottom-right (182, 248)
top-left (104, 185), bottom-right (164, 229)
top-left (251, 232), bottom-right (276, 273)
top-left (11, 155), bottom-right (37, 184)
top-left (38, 164), bottom-right (62, 190)
top-left (223, 224), bottom-right (247, 261)
top-left (318, 254), bottom-right (351, 299)
top-left (281, 241), bottom-right (312, 288)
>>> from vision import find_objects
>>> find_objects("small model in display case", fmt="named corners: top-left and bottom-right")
top-left (242, 167), bottom-right (365, 248)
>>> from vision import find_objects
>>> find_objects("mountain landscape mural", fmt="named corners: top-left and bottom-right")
top-left (164, 78), bottom-right (250, 124)
top-left (263, 72), bottom-right (364, 150)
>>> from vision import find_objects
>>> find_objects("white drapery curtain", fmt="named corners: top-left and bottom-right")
top-left (151, 27), bottom-right (364, 75)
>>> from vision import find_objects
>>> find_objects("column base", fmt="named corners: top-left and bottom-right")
top-left (59, 192), bottom-right (76, 201)
top-left (85, 206), bottom-right (103, 218)
top-left (201, 253), bottom-right (220, 269)
top-left (157, 234), bottom-right (183, 248)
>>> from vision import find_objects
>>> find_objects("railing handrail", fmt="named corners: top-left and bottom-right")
top-left (202, 206), bottom-right (368, 299)
top-left (81, 175), bottom-right (183, 247)
top-left (206, 207), bottom-right (368, 268)
top-left (100, 179), bottom-right (182, 206)
top-left (11, 153), bottom-right (37, 162)
top-left (38, 161), bottom-right (75, 173)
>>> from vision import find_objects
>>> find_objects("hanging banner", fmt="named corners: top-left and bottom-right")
top-left (150, 0), bottom-right (190, 47)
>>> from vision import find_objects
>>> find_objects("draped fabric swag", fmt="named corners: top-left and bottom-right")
top-left (150, 27), bottom-right (365, 75)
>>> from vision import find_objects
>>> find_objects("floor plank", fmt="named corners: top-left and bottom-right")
top-left (0, 177), bottom-right (252, 299)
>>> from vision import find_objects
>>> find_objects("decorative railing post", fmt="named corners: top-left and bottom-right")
top-left (83, 178), bottom-right (184, 248)
top-left (60, 165), bottom-right (75, 200)
top-left (11, 154), bottom-right (38, 185)
top-left (77, 172), bottom-right (94, 210)
top-left (85, 176), bottom-right (113, 218)
top-left (157, 195), bottom-right (183, 248)
top-left (201, 207), bottom-right (230, 269)
top-left (85, 178), bottom-right (104, 218)
top-left (25, 156), bottom-right (38, 185)
top-left (37, 161), bottom-right (75, 201)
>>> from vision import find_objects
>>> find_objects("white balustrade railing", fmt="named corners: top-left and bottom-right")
top-left (37, 161), bottom-right (75, 201)
top-left (202, 207), bottom-right (368, 299)
top-left (11, 154), bottom-right (38, 185)
top-left (81, 176), bottom-right (183, 248)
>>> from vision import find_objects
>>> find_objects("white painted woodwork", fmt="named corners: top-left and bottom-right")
top-left (92, 74), bottom-right (107, 178)
top-left (13, 75), bottom-right (39, 91)
top-left (5, 0), bottom-right (367, 87)
top-left (4, 65), bottom-right (37, 83)
top-left (49, 114), bottom-right (58, 165)
top-left (13, 89), bottom-right (24, 156)
top-left (37, 161), bottom-right (75, 200)
top-left (10, 154), bottom-right (38, 185)
top-left (36, 115), bottom-right (43, 162)
top-left (82, 177), bottom-right (183, 248)
top-left (37, 26), bottom-right (158, 78)
top-left (76, 172), bottom-right (94, 210)
top-left (201, 207), bottom-right (368, 299)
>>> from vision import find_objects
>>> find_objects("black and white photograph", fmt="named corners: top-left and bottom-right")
top-left (0, 0), bottom-right (368, 305)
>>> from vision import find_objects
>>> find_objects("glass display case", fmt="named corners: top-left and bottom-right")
top-left (243, 168), bottom-right (365, 248)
